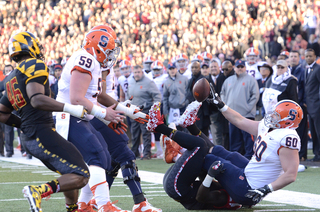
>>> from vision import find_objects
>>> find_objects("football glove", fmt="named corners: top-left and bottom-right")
top-left (63, 103), bottom-right (87, 119)
top-left (208, 161), bottom-right (225, 177)
top-left (98, 118), bottom-right (128, 135)
top-left (116, 102), bottom-right (149, 124)
top-left (245, 184), bottom-right (272, 204)
top-left (206, 83), bottom-right (226, 110)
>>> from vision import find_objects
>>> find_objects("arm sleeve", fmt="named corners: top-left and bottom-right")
top-left (0, 94), bottom-right (14, 110)
top-left (279, 134), bottom-right (301, 151)
top-left (70, 54), bottom-right (96, 78)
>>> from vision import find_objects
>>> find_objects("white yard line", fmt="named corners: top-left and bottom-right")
top-left (1, 152), bottom-right (320, 209)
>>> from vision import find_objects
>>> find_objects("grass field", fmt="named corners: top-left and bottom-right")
top-left (0, 156), bottom-right (320, 212)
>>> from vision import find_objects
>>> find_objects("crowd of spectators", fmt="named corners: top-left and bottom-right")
top-left (1, 0), bottom-right (320, 71)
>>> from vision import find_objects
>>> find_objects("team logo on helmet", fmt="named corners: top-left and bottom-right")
top-left (264, 100), bottom-right (303, 129)
top-left (8, 31), bottom-right (44, 61)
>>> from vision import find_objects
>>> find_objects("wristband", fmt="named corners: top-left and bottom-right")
top-left (202, 175), bottom-right (214, 188)
top-left (91, 104), bottom-right (107, 119)
top-left (268, 184), bottom-right (274, 192)
top-left (219, 105), bottom-right (229, 112)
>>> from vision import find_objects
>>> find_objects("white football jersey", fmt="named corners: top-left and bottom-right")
top-left (118, 74), bottom-right (133, 100)
top-left (145, 70), bottom-right (153, 80)
top-left (56, 49), bottom-right (102, 106)
top-left (181, 64), bottom-right (192, 79)
top-left (104, 67), bottom-right (118, 101)
top-left (246, 62), bottom-right (262, 80)
top-left (153, 73), bottom-right (168, 97)
top-left (244, 120), bottom-right (300, 189)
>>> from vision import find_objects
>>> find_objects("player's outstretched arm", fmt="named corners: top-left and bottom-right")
top-left (207, 83), bottom-right (259, 136)
top-left (272, 147), bottom-right (299, 190)
top-left (26, 82), bottom-right (87, 118)
top-left (0, 102), bottom-right (21, 127)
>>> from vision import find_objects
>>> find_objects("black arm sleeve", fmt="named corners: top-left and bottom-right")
top-left (0, 94), bottom-right (14, 110)
top-left (5, 113), bottom-right (21, 128)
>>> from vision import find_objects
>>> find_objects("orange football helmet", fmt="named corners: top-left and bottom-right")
top-left (175, 53), bottom-right (189, 71)
top-left (90, 25), bottom-right (121, 46)
top-left (201, 52), bottom-right (213, 63)
top-left (264, 100), bottom-right (303, 129)
top-left (83, 30), bottom-right (117, 68)
top-left (170, 56), bottom-right (177, 64)
top-left (151, 60), bottom-right (164, 78)
top-left (245, 47), bottom-right (260, 65)
top-left (119, 60), bottom-right (132, 77)
top-left (191, 54), bottom-right (204, 63)
top-left (143, 56), bottom-right (156, 72)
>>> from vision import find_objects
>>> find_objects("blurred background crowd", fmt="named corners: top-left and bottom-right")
top-left (0, 0), bottom-right (320, 162)
top-left (0, 0), bottom-right (320, 70)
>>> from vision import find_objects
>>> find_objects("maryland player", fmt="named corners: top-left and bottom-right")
top-left (148, 95), bottom-right (302, 208)
top-left (118, 59), bottom-right (134, 101)
top-left (0, 31), bottom-right (89, 212)
top-left (244, 47), bottom-right (262, 80)
top-left (147, 102), bottom-right (241, 210)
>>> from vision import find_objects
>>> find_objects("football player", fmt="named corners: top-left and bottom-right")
top-left (191, 54), bottom-right (204, 63)
top-left (118, 59), bottom-right (134, 102)
top-left (149, 60), bottom-right (168, 96)
top-left (175, 53), bottom-right (192, 79)
top-left (1, 31), bottom-right (89, 212)
top-left (201, 52), bottom-right (213, 64)
top-left (147, 102), bottom-right (241, 210)
top-left (66, 25), bottom-right (161, 212)
top-left (148, 92), bottom-right (302, 208)
top-left (143, 55), bottom-right (156, 74)
top-left (56, 29), bottom-right (131, 212)
top-left (244, 47), bottom-right (262, 80)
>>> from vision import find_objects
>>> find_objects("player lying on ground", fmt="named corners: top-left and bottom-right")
top-left (147, 101), bottom-right (241, 210)
top-left (147, 91), bottom-right (302, 207)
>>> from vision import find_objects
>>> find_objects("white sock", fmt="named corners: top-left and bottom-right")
top-left (155, 141), bottom-right (163, 155)
top-left (180, 148), bottom-right (187, 154)
top-left (89, 166), bottom-right (110, 208)
top-left (78, 183), bottom-right (93, 204)
top-left (173, 153), bottom-right (181, 162)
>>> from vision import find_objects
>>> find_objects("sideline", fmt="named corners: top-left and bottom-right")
top-left (1, 149), bottom-right (319, 209)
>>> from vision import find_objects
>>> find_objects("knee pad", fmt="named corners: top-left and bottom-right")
top-left (107, 160), bottom-right (121, 178)
top-left (121, 161), bottom-right (140, 184)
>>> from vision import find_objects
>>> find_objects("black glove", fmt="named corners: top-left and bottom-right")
top-left (206, 83), bottom-right (225, 110)
top-left (207, 161), bottom-right (225, 177)
top-left (245, 184), bottom-right (272, 204)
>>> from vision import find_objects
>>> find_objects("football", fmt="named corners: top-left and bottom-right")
top-left (193, 78), bottom-right (210, 102)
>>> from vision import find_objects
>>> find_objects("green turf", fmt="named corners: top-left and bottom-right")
top-left (0, 160), bottom-right (319, 212)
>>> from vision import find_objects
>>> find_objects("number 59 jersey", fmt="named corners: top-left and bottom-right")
top-left (57, 49), bottom-right (102, 105)
top-left (244, 120), bottom-right (300, 189)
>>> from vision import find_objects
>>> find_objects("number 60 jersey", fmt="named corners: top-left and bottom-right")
top-left (244, 120), bottom-right (300, 189)
top-left (56, 49), bottom-right (102, 106)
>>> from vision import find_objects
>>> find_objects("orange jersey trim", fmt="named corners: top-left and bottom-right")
top-left (277, 146), bottom-right (285, 155)
top-left (71, 66), bottom-right (92, 79)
